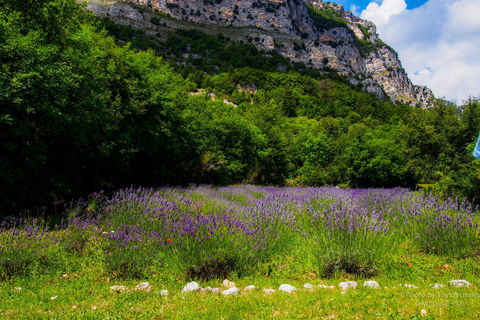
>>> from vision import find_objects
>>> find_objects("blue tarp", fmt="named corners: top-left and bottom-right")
top-left (474, 133), bottom-right (480, 159)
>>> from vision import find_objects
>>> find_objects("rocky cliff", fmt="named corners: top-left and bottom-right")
top-left (85, 0), bottom-right (434, 107)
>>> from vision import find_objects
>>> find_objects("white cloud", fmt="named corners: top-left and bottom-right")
top-left (414, 68), bottom-right (431, 77)
top-left (361, 0), bottom-right (480, 102)
top-left (360, 0), bottom-right (406, 26)
top-left (349, 4), bottom-right (359, 16)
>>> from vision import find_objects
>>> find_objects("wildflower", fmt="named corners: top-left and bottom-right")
top-left (167, 239), bottom-right (172, 242)
top-left (408, 263), bottom-right (412, 267)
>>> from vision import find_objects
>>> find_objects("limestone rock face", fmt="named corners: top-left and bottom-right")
top-left (85, 0), bottom-right (435, 107)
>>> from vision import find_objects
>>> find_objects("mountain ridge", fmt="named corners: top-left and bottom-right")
top-left (85, 0), bottom-right (434, 108)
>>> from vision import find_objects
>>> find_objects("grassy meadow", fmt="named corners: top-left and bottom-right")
top-left (1, 185), bottom-right (480, 319)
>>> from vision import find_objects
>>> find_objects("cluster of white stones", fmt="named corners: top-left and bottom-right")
top-left (448, 280), bottom-right (472, 288)
top-left (363, 280), bottom-right (380, 289)
top-left (109, 282), bottom-right (152, 293)
top-left (134, 282), bottom-right (151, 293)
top-left (106, 279), bottom-right (473, 297)
top-left (430, 284), bottom-right (445, 290)
top-left (109, 285), bottom-right (127, 293)
top-left (339, 281), bottom-right (358, 292)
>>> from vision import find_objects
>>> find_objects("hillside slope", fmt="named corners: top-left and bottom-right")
top-left (85, 0), bottom-right (434, 108)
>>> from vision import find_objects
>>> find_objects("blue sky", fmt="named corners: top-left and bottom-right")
top-left (335, 0), bottom-right (428, 14)
top-left (335, 0), bottom-right (480, 103)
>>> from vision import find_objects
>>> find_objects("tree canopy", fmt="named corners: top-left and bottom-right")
top-left (1, 0), bottom-right (479, 213)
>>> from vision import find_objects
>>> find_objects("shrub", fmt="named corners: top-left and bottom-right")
top-left (293, 42), bottom-right (302, 51)
top-left (307, 189), bottom-right (394, 278)
top-left (150, 17), bottom-right (160, 26)
top-left (166, 3), bottom-right (179, 9)
top-left (105, 244), bottom-right (153, 279)
top-left (320, 249), bottom-right (377, 278)
top-left (185, 251), bottom-right (237, 280)
top-left (0, 253), bottom-right (35, 280)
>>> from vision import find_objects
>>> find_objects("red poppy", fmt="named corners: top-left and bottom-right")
top-left (408, 263), bottom-right (412, 267)
top-left (167, 239), bottom-right (172, 242)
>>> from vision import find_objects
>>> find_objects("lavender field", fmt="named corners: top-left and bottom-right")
top-left (1, 185), bottom-right (479, 281)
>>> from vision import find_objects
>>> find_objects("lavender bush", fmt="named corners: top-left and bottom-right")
top-left (402, 194), bottom-right (480, 258)
top-left (0, 185), bottom-right (478, 280)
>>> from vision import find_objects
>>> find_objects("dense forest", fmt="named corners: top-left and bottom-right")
top-left (1, 0), bottom-right (480, 215)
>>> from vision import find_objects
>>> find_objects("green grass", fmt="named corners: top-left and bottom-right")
top-left (1, 261), bottom-right (479, 319)
top-left (1, 240), bottom-right (479, 319)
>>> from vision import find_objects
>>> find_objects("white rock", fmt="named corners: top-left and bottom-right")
top-left (182, 282), bottom-right (201, 293)
top-left (449, 280), bottom-right (472, 288)
top-left (134, 282), bottom-right (151, 293)
top-left (202, 287), bottom-right (220, 293)
top-left (257, 35), bottom-right (275, 51)
top-left (421, 309), bottom-right (427, 316)
top-left (110, 285), bottom-right (126, 292)
top-left (318, 285), bottom-right (335, 290)
top-left (303, 283), bottom-right (314, 290)
top-left (401, 284), bottom-right (418, 289)
top-left (222, 287), bottom-right (240, 295)
top-left (339, 281), bottom-right (357, 291)
top-left (263, 289), bottom-right (276, 294)
top-left (14, 287), bottom-right (22, 291)
top-left (244, 285), bottom-right (256, 291)
top-left (279, 284), bottom-right (297, 293)
top-left (430, 284), bottom-right (444, 290)
top-left (51, 296), bottom-right (58, 300)
top-left (222, 279), bottom-right (236, 288)
top-left (160, 290), bottom-right (168, 296)
top-left (363, 280), bottom-right (380, 289)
